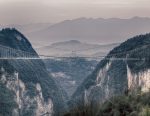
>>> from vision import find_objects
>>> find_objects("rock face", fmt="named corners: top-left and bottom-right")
top-left (0, 28), bottom-right (65, 116)
top-left (127, 65), bottom-right (150, 92)
top-left (72, 33), bottom-right (150, 107)
top-left (1, 70), bottom-right (53, 116)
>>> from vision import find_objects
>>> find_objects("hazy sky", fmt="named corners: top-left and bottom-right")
top-left (0, 0), bottom-right (150, 25)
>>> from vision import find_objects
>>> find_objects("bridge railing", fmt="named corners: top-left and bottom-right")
top-left (0, 45), bottom-right (38, 59)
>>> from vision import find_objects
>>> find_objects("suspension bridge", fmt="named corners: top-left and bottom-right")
top-left (0, 44), bottom-right (149, 60)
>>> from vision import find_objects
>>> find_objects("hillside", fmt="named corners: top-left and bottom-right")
top-left (71, 33), bottom-right (150, 110)
top-left (0, 28), bottom-right (66, 116)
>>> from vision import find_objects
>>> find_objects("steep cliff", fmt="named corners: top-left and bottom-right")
top-left (0, 28), bottom-right (65, 116)
top-left (72, 33), bottom-right (150, 107)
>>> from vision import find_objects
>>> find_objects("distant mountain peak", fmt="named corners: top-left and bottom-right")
top-left (131, 16), bottom-right (150, 20)
top-left (51, 40), bottom-right (81, 46)
top-left (68, 40), bottom-right (81, 43)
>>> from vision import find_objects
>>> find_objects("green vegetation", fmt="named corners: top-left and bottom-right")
top-left (64, 91), bottom-right (150, 116)
top-left (139, 106), bottom-right (150, 116)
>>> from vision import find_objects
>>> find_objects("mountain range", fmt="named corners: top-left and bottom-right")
top-left (17, 17), bottom-right (150, 47)
top-left (3, 17), bottom-right (150, 48)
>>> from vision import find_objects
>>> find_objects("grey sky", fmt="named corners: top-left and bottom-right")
top-left (0, 0), bottom-right (150, 25)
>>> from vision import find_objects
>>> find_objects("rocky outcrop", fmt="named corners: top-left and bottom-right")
top-left (127, 65), bottom-right (150, 92)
